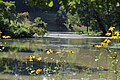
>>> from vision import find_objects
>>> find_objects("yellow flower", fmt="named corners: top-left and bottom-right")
top-left (2, 35), bottom-right (11, 39)
top-left (30, 55), bottom-right (35, 59)
top-left (56, 51), bottom-right (61, 54)
top-left (105, 32), bottom-right (111, 36)
top-left (112, 54), bottom-right (117, 59)
top-left (46, 49), bottom-right (53, 54)
top-left (108, 26), bottom-right (115, 31)
top-left (113, 31), bottom-right (120, 38)
top-left (100, 42), bottom-right (106, 46)
top-left (28, 55), bottom-right (35, 61)
top-left (112, 36), bottom-right (118, 39)
top-left (101, 42), bottom-right (109, 46)
top-left (118, 36), bottom-right (120, 39)
top-left (94, 44), bottom-right (102, 48)
top-left (114, 31), bottom-right (119, 36)
top-left (100, 39), bottom-right (111, 46)
top-left (103, 39), bottom-right (111, 44)
top-left (68, 50), bottom-right (75, 54)
top-left (37, 57), bottom-right (42, 61)
top-left (35, 68), bottom-right (42, 74)
top-left (29, 58), bottom-right (33, 62)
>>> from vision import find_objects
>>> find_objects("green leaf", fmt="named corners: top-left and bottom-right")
top-left (99, 5), bottom-right (102, 8)
top-left (61, 5), bottom-right (65, 9)
top-left (77, 1), bottom-right (80, 4)
top-left (98, 53), bottom-right (102, 59)
top-left (71, 1), bottom-right (76, 5)
top-left (91, 0), bottom-right (95, 2)
top-left (48, 1), bottom-right (53, 7)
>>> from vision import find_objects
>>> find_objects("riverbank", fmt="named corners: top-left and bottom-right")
top-left (43, 32), bottom-right (111, 39)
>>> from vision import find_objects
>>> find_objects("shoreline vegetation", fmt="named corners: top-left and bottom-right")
top-left (1, 0), bottom-right (119, 38)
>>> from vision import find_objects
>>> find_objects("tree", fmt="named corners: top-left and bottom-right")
top-left (0, 0), bottom-right (47, 38)
top-left (0, 1), bottom-right (16, 36)
top-left (28, 0), bottom-right (120, 35)
top-left (88, 0), bottom-right (120, 34)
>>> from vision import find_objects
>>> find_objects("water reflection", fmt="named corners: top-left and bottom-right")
top-left (0, 38), bottom-right (120, 80)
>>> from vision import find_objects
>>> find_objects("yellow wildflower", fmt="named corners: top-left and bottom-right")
top-left (115, 31), bottom-right (119, 34)
top-left (46, 49), bottom-right (53, 54)
top-left (29, 58), bottom-right (33, 62)
top-left (105, 43), bottom-right (108, 46)
top-left (30, 55), bottom-right (35, 59)
top-left (112, 36), bottom-right (118, 39)
top-left (28, 55), bottom-right (35, 61)
top-left (35, 68), bottom-right (42, 74)
top-left (107, 39), bottom-right (111, 44)
top-left (105, 32), bottom-right (111, 36)
top-left (68, 50), bottom-right (75, 54)
top-left (100, 39), bottom-right (111, 46)
top-left (101, 42), bottom-right (109, 46)
top-left (108, 26), bottom-right (115, 31)
top-left (56, 51), bottom-right (61, 54)
top-left (37, 57), bottom-right (42, 61)
top-left (103, 39), bottom-right (111, 44)
top-left (100, 42), bottom-right (106, 46)
top-left (2, 35), bottom-right (11, 39)
top-left (114, 31), bottom-right (119, 36)
top-left (94, 44), bottom-right (102, 48)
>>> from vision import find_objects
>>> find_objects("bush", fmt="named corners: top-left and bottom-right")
top-left (31, 17), bottom-right (47, 37)
top-left (0, 1), bottom-right (47, 38)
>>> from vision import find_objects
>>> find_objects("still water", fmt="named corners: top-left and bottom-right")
top-left (0, 37), bottom-right (120, 80)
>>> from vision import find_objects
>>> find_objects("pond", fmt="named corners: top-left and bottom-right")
top-left (0, 37), bottom-right (120, 80)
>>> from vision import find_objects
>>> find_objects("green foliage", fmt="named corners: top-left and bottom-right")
top-left (76, 0), bottom-right (120, 34)
top-left (31, 17), bottom-right (47, 36)
top-left (48, 1), bottom-right (53, 7)
top-left (28, 0), bottom-right (80, 14)
top-left (0, 1), bottom-right (47, 38)
top-left (65, 12), bottom-right (80, 27)
top-left (1, 0), bottom-right (120, 37)
top-left (9, 13), bottom-right (47, 38)
top-left (0, 1), bottom-right (16, 36)
top-left (29, 0), bottom-right (53, 9)
top-left (59, 0), bottom-right (80, 14)
top-left (28, 0), bottom-right (120, 35)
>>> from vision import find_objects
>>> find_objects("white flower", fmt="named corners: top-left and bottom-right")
top-left (95, 59), bottom-right (99, 61)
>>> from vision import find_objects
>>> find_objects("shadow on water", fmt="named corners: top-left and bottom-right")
top-left (0, 57), bottom-right (109, 75)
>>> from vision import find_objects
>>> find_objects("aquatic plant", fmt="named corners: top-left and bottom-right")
top-left (25, 49), bottom-right (75, 76)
